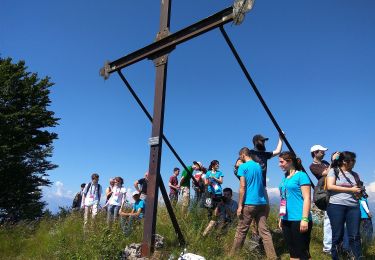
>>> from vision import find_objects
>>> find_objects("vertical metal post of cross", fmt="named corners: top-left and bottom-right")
top-left (141, 0), bottom-right (172, 257)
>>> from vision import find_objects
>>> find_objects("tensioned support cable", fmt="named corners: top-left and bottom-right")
top-left (117, 70), bottom-right (201, 191)
top-left (219, 26), bottom-right (315, 189)
top-left (117, 70), bottom-right (186, 246)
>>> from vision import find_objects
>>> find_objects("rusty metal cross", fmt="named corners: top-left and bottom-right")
top-left (100, 1), bottom-right (239, 257)
top-left (99, 0), bottom-right (315, 258)
top-left (100, 1), bottom-right (315, 256)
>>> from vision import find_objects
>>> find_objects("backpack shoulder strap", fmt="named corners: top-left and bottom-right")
top-left (339, 168), bottom-right (356, 186)
top-left (84, 182), bottom-right (91, 196)
top-left (98, 184), bottom-right (102, 198)
top-left (333, 167), bottom-right (340, 179)
top-left (350, 171), bottom-right (361, 185)
top-left (323, 176), bottom-right (328, 191)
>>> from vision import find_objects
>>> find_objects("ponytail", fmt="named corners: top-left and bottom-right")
top-left (295, 157), bottom-right (303, 171)
top-left (279, 151), bottom-right (303, 173)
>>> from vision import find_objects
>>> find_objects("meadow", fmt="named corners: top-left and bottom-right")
top-left (0, 205), bottom-right (374, 260)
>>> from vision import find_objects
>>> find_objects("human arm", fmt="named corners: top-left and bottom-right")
top-left (132, 207), bottom-right (142, 217)
top-left (81, 195), bottom-right (85, 208)
top-left (81, 184), bottom-right (88, 208)
top-left (122, 208), bottom-right (142, 217)
top-left (122, 200), bottom-right (144, 217)
top-left (211, 176), bottom-right (223, 184)
top-left (300, 185), bottom-right (311, 233)
top-left (278, 218), bottom-right (282, 230)
top-left (179, 176), bottom-right (185, 186)
top-left (272, 133), bottom-right (283, 157)
top-left (327, 175), bottom-right (361, 193)
top-left (361, 199), bottom-right (372, 218)
top-left (134, 180), bottom-right (140, 192)
top-left (120, 190), bottom-right (126, 211)
top-left (237, 176), bottom-right (246, 217)
top-left (106, 187), bottom-right (113, 198)
top-left (120, 208), bottom-right (135, 216)
top-left (320, 152), bottom-right (340, 176)
top-left (169, 177), bottom-right (179, 190)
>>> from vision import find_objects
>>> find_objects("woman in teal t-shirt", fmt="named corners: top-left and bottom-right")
top-left (204, 160), bottom-right (223, 212)
top-left (278, 151), bottom-right (312, 260)
top-left (205, 160), bottom-right (224, 198)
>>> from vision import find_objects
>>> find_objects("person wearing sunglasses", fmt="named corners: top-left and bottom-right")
top-left (326, 151), bottom-right (363, 260)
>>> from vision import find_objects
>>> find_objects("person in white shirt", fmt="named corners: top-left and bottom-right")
top-left (106, 176), bottom-right (126, 224)
top-left (81, 173), bottom-right (102, 228)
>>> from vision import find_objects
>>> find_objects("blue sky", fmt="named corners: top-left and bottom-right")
top-left (1, 0), bottom-right (375, 212)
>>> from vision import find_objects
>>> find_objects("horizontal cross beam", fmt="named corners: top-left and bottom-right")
top-left (100, 6), bottom-right (234, 79)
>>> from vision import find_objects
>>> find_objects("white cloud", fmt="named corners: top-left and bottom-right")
top-left (366, 181), bottom-right (375, 202)
top-left (367, 182), bottom-right (375, 193)
top-left (266, 187), bottom-right (280, 205)
top-left (44, 181), bottom-right (74, 199)
top-left (42, 181), bottom-right (75, 212)
top-left (266, 187), bottom-right (279, 198)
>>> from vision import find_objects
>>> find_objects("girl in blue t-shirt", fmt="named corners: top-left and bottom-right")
top-left (205, 160), bottom-right (224, 197)
top-left (278, 151), bottom-right (312, 260)
top-left (204, 160), bottom-right (224, 215)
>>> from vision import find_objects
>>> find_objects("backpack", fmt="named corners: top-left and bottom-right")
top-left (313, 167), bottom-right (358, 210)
top-left (72, 192), bottom-right (82, 208)
top-left (313, 176), bottom-right (330, 210)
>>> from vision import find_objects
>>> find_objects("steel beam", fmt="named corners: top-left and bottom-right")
top-left (117, 71), bottom-right (187, 246)
top-left (141, 0), bottom-right (171, 256)
top-left (100, 6), bottom-right (233, 79)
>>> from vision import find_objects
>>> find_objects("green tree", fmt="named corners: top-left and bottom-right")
top-left (0, 57), bottom-right (59, 222)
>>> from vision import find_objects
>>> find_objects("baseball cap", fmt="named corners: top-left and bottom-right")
top-left (310, 144), bottom-right (328, 153)
top-left (132, 191), bottom-right (140, 197)
top-left (253, 134), bottom-right (269, 144)
top-left (193, 161), bottom-right (203, 169)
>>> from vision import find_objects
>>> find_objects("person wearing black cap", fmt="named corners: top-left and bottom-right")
top-left (249, 133), bottom-right (283, 243)
top-left (251, 133), bottom-right (283, 190)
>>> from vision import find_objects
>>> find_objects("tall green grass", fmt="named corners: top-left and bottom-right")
top-left (0, 205), bottom-right (374, 259)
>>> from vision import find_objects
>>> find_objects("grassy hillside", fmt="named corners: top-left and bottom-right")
top-left (0, 205), bottom-right (374, 259)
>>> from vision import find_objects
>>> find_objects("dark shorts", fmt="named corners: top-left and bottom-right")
top-left (282, 220), bottom-right (312, 259)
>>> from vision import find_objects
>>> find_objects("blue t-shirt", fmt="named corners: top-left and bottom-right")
top-left (133, 199), bottom-right (145, 219)
top-left (359, 197), bottom-right (370, 219)
top-left (279, 171), bottom-right (312, 221)
top-left (206, 170), bottom-right (224, 195)
top-left (237, 160), bottom-right (267, 205)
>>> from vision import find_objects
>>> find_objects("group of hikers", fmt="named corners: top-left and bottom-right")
top-left (72, 174), bottom-right (146, 234)
top-left (71, 134), bottom-right (373, 260)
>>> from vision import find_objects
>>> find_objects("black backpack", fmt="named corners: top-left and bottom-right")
top-left (313, 176), bottom-right (330, 210)
top-left (72, 192), bottom-right (82, 208)
top-left (313, 168), bottom-right (349, 210)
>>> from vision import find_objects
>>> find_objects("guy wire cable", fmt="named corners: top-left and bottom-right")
top-left (219, 25), bottom-right (315, 189)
